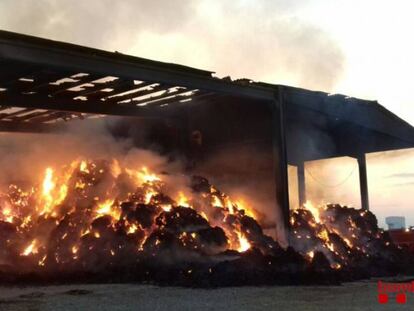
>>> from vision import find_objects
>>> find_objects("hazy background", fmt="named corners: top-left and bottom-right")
top-left (0, 0), bottom-right (413, 228)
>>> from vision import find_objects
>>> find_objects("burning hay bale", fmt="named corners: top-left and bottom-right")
top-left (290, 202), bottom-right (413, 280)
top-left (0, 159), bottom-right (412, 287)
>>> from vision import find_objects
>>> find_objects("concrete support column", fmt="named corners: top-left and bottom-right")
top-left (297, 162), bottom-right (306, 207)
top-left (271, 86), bottom-right (290, 245)
top-left (357, 154), bottom-right (369, 210)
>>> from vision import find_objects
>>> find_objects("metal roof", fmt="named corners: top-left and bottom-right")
top-left (0, 29), bottom-right (413, 154)
top-left (0, 30), bottom-right (279, 133)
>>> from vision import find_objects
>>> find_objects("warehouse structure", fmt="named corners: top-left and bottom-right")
top-left (1, 30), bottom-right (414, 237)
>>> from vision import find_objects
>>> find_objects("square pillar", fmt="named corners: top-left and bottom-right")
top-left (297, 162), bottom-right (306, 207)
top-left (271, 86), bottom-right (290, 245)
top-left (357, 154), bottom-right (369, 210)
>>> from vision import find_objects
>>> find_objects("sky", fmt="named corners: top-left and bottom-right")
top-left (0, 0), bottom-right (413, 227)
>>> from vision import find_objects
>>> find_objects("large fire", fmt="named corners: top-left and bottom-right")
top-left (0, 159), bottom-right (258, 271)
top-left (0, 158), bottom-right (411, 286)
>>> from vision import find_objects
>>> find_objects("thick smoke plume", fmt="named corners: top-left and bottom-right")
top-left (0, 0), bottom-right (344, 91)
top-left (0, 117), bottom-right (183, 188)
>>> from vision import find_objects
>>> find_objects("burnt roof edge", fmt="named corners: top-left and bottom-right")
top-left (0, 30), bottom-right (413, 147)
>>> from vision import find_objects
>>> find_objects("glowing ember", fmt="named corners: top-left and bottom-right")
top-left (71, 245), bottom-right (78, 254)
top-left (80, 161), bottom-right (89, 173)
top-left (233, 199), bottom-right (255, 218)
top-left (138, 166), bottom-right (161, 183)
top-left (40, 167), bottom-right (55, 215)
top-left (177, 191), bottom-right (190, 207)
top-left (127, 224), bottom-right (138, 234)
top-left (226, 199), bottom-right (235, 214)
top-left (237, 232), bottom-right (251, 252)
top-left (96, 199), bottom-right (120, 220)
top-left (2, 206), bottom-right (13, 223)
top-left (212, 196), bottom-right (223, 207)
top-left (303, 201), bottom-right (320, 223)
top-left (160, 204), bottom-right (172, 212)
top-left (21, 239), bottom-right (38, 256)
top-left (96, 199), bottom-right (114, 215)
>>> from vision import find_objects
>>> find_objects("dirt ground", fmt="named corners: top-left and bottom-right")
top-left (0, 277), bottom-right (412, 311)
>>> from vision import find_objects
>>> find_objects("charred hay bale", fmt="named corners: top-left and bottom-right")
top-left (223, 213), bottom-right (238, 226)
top-left (124, 203), bottom-right (160, 229)
top-left (142, 230), bottom-right (209, 264)
top-left (327, 232), bottom-right (350, 256)
top-left (91, 216), bottom-right (112, 231)
top-left (195, 227), bottom-right (228, 254)
top-left (355, 255), bottom-right (400, 278)
top-left (0, 220), bottom-right (16, 240)
top-left (356, 211), bottom-right (378, 233)
top-left (40, 216), bottom-right (84, 268)
top-left (290, 222), bottom-right (323, 255)
top-left (46, 220), bottom-right (88, 264)
top-left (156, 206), bottom-right (209, 233)
top-left (72, 162), bottom-right (108, 187)
top-left (304, 251), bottom-right (341, 285)
top-left (324, 204), bottom-right (352, 222)
top-left (326, 205), bottom-right (378, 234)
top-left (210, 206), bottom-right (226, 222)
top-left (120, 201), bottom-right (135, 214)
top-left (271, 246), bottom-right (307, 274)
top-left (115, 220), bottom-right (146, 243)
top-left (240, 215), bottom-right (263, 236)
top-left (289, 236), bottom-right (319, 256)
top-left (191, 176), bottom-right (211, 193)
top-left (238, 215), bottom-right (282, 254)
top-left (207, 248), bottom-right (313, 286)
top-left (143, 230), bottom-right (181, 254)
top-left (34, 215), bottom-right (64, 239)
top-left (291, 208), bottom-right (315, 227)
top-left (363, 238), bottom-right (392, 256)
top-left (143, 226), bottom-right (227, 258)
top-left (74, 228), bottom-right (137, 272)
top-left (151, 193), bottom-right (175, 206)
top-left (310, 251), bottom-right (331, 273)
top-left (0, 221), bottom-right (19, 264)
top-left (253, 235), bottom-right (283, 256)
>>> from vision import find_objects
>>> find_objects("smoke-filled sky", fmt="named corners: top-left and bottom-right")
top-left (0, 0), bottom-right (413, 227)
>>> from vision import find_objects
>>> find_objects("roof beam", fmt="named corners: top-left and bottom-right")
top-left (283, 87), bottom-right (414, 145)
top-left (0, 120), bottom-right (64, 133)
top-left (0, 93), bottom-right (178, 118)
top-left (124, 88), bottom-right (194, 107)
top-left (0, 31), bottom-right (274, 101)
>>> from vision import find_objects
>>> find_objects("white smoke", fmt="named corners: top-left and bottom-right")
top-left (0, 0), bottom-right (344, 91)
